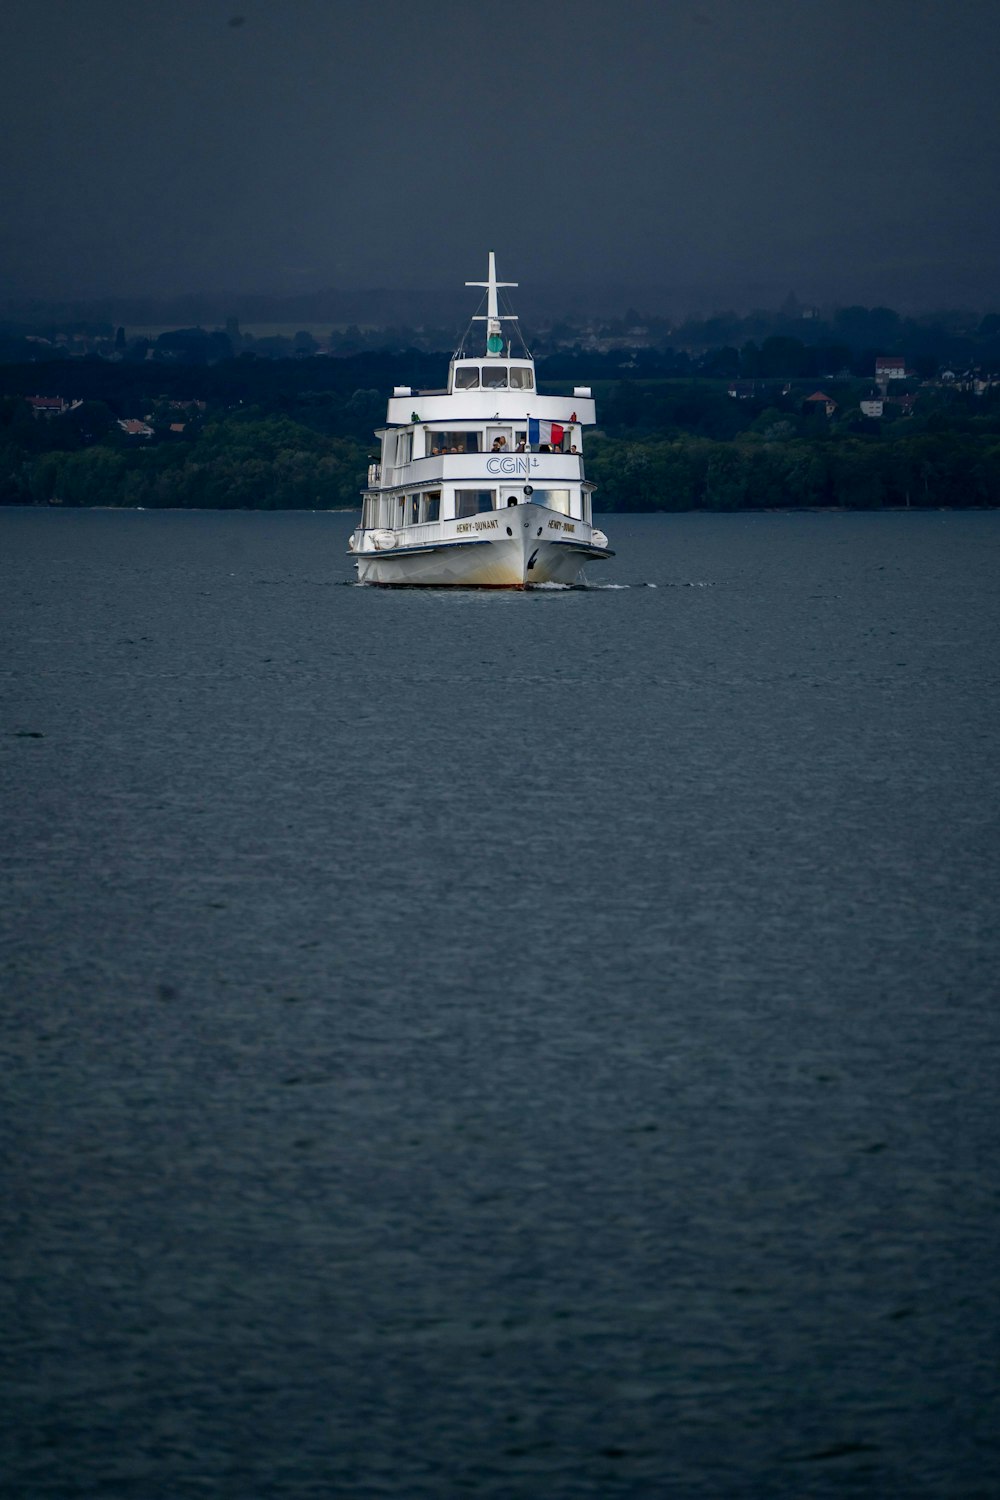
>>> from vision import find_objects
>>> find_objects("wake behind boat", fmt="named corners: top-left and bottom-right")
top-left (348, 253), bottom-right (612, 587)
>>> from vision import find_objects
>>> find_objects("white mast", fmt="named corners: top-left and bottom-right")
top-left (467, 251), bottom-right (517, 359)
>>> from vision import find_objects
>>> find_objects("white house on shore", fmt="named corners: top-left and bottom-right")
top-left (875, 356), bottom-right (907, 382)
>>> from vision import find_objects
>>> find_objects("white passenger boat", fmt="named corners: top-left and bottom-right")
top-left (349, 253), bottom-right (613, 587)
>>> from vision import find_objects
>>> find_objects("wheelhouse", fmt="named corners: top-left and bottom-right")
top-left (451, 359), bottom-right (535, 392)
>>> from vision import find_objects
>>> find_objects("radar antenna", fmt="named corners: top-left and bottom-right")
top-left (466, 251), bottom-right (518, 358)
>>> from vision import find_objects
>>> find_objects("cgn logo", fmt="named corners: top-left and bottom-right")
top-left (486, 456), bottom-right (537, 475)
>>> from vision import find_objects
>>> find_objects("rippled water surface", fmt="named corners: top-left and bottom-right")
top-left (2, 508), bottom-right (999, 1498)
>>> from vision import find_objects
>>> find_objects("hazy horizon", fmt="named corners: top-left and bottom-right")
top-left (3, 273), bottom-right (999, 327)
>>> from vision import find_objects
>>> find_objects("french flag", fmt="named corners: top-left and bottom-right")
top-left (528, 417), bottom-right (564, 448)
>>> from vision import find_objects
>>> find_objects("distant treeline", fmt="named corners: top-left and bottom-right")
top-left (586, 432), bottom-right (1000, 511)
top-left (1, 352), bottom-right (999, 512)
top-left (5, 292), bottom-right (1000, 369)
top-left (3, 293), bottom-right (1000, 357)
top-left (6, 417), bottom-right (366, 512)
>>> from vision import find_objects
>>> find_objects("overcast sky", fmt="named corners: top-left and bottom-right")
top-left (1, 0), bottom-right (998, 309)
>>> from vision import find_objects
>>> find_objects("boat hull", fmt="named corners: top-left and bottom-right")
top-left (352, 504), bottom-right (612, 588)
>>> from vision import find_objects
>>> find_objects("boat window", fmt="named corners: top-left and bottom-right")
top-left (455, 489), bottom-right (495, 517)
top-left (363, 497), bottom-right (376, 528)
top-left (389, 495), bottom-right (405, 527)
top-left (454, 367), bottom-right (480, 389)
top-left (428, 431), bottom-right (479, 454)
top-left (509, 367), bottom-right (533, 390)
top-left (481, 365), bottom-right (508, 389)
top-left (407, 494), bottom-right (420, 526)
top-left (395, 431), bottom-right (412, 465)
top-left (422, 491), bottom-right (440, 523)
top-left (533, 488), bottom-right (571, 516)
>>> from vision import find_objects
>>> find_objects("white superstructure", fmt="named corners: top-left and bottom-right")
top-left (349, 253), bottom-right (612, 587)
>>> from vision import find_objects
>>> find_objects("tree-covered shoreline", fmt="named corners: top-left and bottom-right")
top-left (2, 348), bottom-right (999, 513)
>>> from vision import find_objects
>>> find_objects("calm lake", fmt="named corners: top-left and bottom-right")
top-left (2, 507), bottom-right (999, 1498)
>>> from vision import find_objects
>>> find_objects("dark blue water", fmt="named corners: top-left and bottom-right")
top-left (2, 508), bottom-right (999, 1498)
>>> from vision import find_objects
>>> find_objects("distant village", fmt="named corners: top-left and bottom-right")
top-left (16, 345), bottom-right (999, 448)
top-left (4, 297), bottom-right (999, 445)
top-left (3, 295), bottom-right (999, 513)
top-left (24, 394), bottom-right (206, 442)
